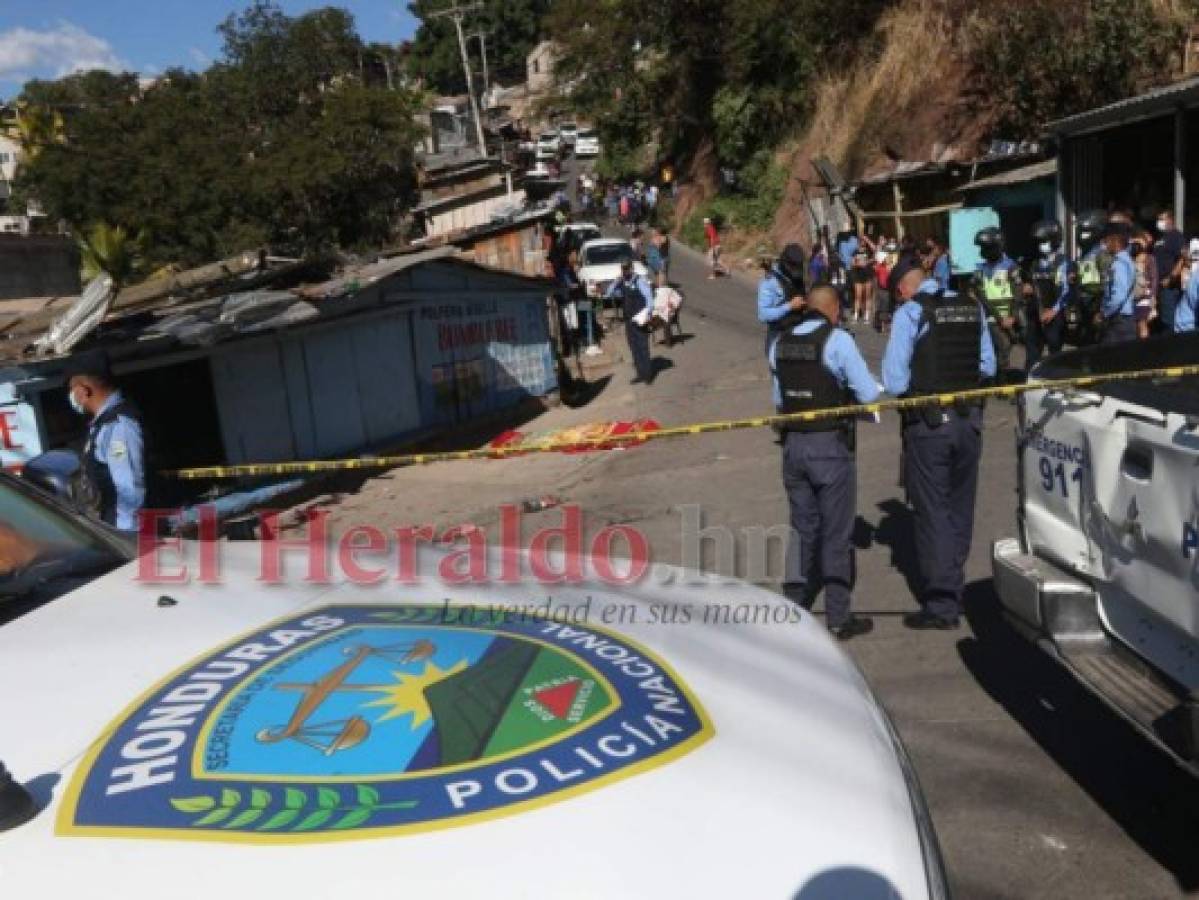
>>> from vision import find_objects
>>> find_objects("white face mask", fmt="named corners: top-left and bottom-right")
top-left (1157, 219), bottom-right (1169, 232)
top-left (68, 388), bottom-right (86, 416)
top-left (1039, 242), bottom-right (1053, 256)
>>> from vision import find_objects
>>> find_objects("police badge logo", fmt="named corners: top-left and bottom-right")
top-left (59, 605), bottom-right (712, 843)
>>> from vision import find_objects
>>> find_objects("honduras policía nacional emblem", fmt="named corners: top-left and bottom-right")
top-left (59, 605), bottom-right (712, 843)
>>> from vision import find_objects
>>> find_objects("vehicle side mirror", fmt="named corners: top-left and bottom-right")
top-left (21, 449), bottom-right (102, 519)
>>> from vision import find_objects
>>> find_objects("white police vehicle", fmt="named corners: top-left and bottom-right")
top-left (994, 332), bottom-right (1199, 773)
top-left (575, 129), bottom-right (601, 159)
top-left (577, 238), bottom-right (650, 301)
top-left (535, 131), bottom-right (561, 162)
top-left (0, 459), bottom-right (948, 898)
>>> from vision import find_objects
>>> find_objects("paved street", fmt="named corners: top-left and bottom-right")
top-left (298, 184), bottom-right (1199, 898)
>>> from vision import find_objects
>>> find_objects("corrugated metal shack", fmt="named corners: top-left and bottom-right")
top-left (0, 247), bottom-right (557, 474)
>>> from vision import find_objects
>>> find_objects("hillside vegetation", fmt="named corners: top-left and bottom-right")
top-left (547, 0), bottom-right (1198, 253)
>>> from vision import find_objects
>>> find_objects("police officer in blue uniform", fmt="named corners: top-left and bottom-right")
top-left (972, 227), bottom-right (1021, 373)
top-left (604, 260), bottom-right (655, 384)
top-left (883, 269), bottom-right (997, 629)
top-left (757, 243), bottom-right (807, 356)
top-left (1022, 219), bottom-right (1069, 369)
top-left (771, 285), bottom-right (881, 641)
top-left (1099, 222), bottom-right (1137, 345)
top-left (64, 350), bottom-right (148, 532)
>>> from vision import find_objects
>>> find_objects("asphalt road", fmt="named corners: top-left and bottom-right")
top-left (558, 157), bottom-right (1199, 899)
top-left (302, 156), bottom-right (1199, 898)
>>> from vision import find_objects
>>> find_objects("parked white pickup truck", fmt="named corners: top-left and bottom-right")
top-left (993, 332), bottom-right (1199, 772)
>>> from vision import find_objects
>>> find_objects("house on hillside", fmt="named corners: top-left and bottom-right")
top-left (527, 42), bottom-right (557, 94)
top-left (1046, 74), bottom-right (1199, 250)
top-left (0, 134), bottom-right (28, 235)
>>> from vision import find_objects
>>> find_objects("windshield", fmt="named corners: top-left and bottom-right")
top-left (0, 476), bottom-right (128, 608)
top-left (583, 244), bottom-right (633, 267)
top-left (578, 130), bottom-right (597, 139)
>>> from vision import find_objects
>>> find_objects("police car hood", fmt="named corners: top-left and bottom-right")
top-left (0, 544), bottom-right (933, 899)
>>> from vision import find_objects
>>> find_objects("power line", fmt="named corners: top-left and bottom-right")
top-left (426, 2), bottom-right (487, 155)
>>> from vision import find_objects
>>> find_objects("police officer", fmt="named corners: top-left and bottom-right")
top-left (883, 269), bottom-right (997, 629)
top-left (771, 285), bottom-right (880, 641)
top-left (604, 260), bottom-right (655, 384)
top-left (1022, 219), bottom-right (1069, 368)
top-left (1071, 210), bottom-right (1109, 346)
top-left (64, 349), bottom-right (148, 532)
top-left (1099, 221), bottom-right (1137, 344)
top-left (972, 227), bottom-right (1021, 373)
top-left (757, 243), bottom-right (807, 356)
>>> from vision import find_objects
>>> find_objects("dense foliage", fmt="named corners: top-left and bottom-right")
top-left (13, 2), bottom-right (424, 270)
top-left (403, 0), bottom-right (551, 95)
top-left (967, 0), bottom-right (1184, 136)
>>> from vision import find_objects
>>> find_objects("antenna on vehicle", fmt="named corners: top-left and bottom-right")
top-left (0, 761), bottom-right (35, 831)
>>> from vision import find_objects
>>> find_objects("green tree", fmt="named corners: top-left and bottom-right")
top-left (79, 223), bottom-right (142, 287)
top-left (404, 0), bottom-right (551, 94)
top-left (967, 0), bottom-right (1182, 137)
top-left (14, 3), bottom-right (424, 268)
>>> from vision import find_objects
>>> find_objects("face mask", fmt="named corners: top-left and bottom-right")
top-left (1039, 242), bottom-right (1053, 256)
top-left (1157, 219), bottom-right (1169, 232)
top-left (68, 389), bottom-right (86, 416)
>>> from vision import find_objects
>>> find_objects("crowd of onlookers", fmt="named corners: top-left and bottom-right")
top-left (805, 232), bottom-right (948, 334)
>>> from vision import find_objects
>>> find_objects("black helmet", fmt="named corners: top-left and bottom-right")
top-left (778, 243), bottom-right (805, 282)
top-left (1031, 219), bottom-right (1062, 248)
top-left (1076, 210), bottom-right (1108, 249)
top-left (975, 227), bottom-right (1004, 261)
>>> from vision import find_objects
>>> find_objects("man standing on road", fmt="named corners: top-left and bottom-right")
top-left (64, 349), bottom-right (149, 533)
top-left (1100, 222), bottom-right (1137, 345)
top-left (604, 260), bottom-right (655, 384)
top-left (883, 269), bottom-right (997, 630)
top-left (771, 286), bottom-right (880, 641)
top-left (757, 243), bottom-right (808, 356)
top-left (704, 217), bottom-right (727, 279)
top-left (971, 227), bottom-right (1021, 373)
top-left (1154, 209), bottom-right (1186, 331)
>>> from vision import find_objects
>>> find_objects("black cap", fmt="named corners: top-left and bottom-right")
top-left (779, 243), bottom-right (805, 270)
top-left (62, 349), bottom-right (112, 383)
top-left (1101, 221), bottom-right (1132, 240)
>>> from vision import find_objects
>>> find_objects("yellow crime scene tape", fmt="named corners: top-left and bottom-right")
top-left (167, 363), bottom-right (1199, 480)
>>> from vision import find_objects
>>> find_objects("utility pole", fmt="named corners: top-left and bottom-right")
top-left (468, 31), bottom-right (492, 102)
top-left (427, 2), bottom-right (487, 156)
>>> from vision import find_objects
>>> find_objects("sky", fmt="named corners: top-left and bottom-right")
top-left (0, 1), bottom-right (421, 93)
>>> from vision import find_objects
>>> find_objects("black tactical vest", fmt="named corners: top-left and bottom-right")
top-left (909, 292), bottom-right (984, 396)
top-left (775, 319), bottom-right (852, 433)
top-left (1031, 253), bottom-right (1065, 309)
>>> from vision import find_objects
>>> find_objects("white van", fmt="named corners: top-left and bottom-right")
top-left (993, 332), bottom-right (1199, 772)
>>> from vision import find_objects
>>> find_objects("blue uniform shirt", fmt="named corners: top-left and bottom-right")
top-left (1104, 250), bottom-right (1135, 318)
top-left (769, 318), bottom-right (881, 410)
top-left (932, 254), bottom-right (952, 293)
top-left (1177, 273), bottom-right (1199, 333)
top-left (882, 279), bottom-right (998, 395)
top-left (603, 273), bottom-right (653, 314)
top-left (757, 269), bottom-right (794, 324)
top-left (837, 236), bottom-right (859, 269)
top-left (87, 390), bottom-right (146, 531)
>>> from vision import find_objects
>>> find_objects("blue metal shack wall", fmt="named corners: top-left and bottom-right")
top-left (212, 263), bottom-right (555, 465)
